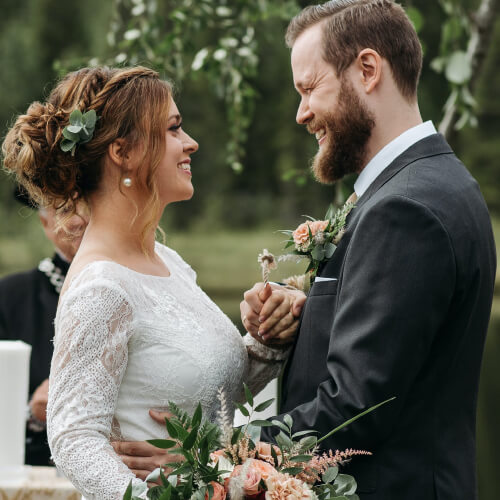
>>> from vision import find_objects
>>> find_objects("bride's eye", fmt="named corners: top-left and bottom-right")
top-left (169, 122), bottom-right (182, 132)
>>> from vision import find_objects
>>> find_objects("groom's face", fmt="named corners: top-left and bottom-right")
top-left (291, 24), bottom-right (375, 183)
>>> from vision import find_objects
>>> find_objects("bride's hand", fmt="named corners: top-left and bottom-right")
top-left (241, 282), bottom-right (306, 346)
top-left (111, 410), bottom-right (183, 483)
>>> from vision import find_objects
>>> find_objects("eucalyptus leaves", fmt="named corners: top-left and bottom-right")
top-left (60, 109), bottom-right (99, 156)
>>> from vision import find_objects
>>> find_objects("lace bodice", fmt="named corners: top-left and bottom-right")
top-left (47, 243), bottom-right (286, 500)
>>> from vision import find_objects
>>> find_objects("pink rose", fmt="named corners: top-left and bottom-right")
top-left (204, 481), bottom-right (226, 500)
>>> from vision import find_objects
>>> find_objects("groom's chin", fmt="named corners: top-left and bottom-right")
top-left (311, 148), bottom-right (341, 185)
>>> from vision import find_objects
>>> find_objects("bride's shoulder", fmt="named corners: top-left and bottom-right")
top-left (60, 253), bottom-right (128, 298)
top-left (155, 242), bottom-right (197, 282)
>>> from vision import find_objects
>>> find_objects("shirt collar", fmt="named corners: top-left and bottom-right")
top-left (354, 121), bottom-right (437, 197)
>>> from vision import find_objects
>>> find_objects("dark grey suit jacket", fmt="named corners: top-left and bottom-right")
top-left (262, 134), bottom-right (496, 499)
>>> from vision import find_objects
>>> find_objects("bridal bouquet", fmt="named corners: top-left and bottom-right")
top-left (123, 386), bottom-right (392, 500)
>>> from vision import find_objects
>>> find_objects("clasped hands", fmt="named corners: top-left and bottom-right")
top-left (114, 283), bottom-right (306, 481)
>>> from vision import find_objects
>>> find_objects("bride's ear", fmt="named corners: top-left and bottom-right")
top-left (107, 138), bottom-right (129, 167)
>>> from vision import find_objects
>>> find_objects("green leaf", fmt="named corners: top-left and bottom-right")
top-left (445, 51), bottom-right (471, 85)
top-left (82, 109), bottom-right (97, 128)
top-left (325, 242), bottom-right (336, 259)
top-left (165, 418), bottom-right (178, 439)
top-left (311, 245), bottom-right (325, 261)
top-left (292, 430), bottom-right (318, 438)
top-left (322, 466), bottom-right (339, 483)
top-left (236, 402), bottom-right (250, 417)
top-left (317, 397), bottom-right (396, 444)
top-left (182, 425), bottom-right (199, 450)
top-left (244, 382), bottom-right (254, 407)
top-left (69, 108), bottom-right (83, 125)
top-left (60, 139), bottom-right (75, 152)
top-left (157, 484), bottom-right (172, 500)
top-left (334, 474), bottom-right (357, 496)
top-left (67, 124), bottom-right (83, 134)
top-left (298, 435), bottom-right (318, 451)
top-left (275, 431), bottom-right (293, 449)
top-left (192, 403), bottom-right (202, 428)
top-left (62, 128), bottom-right (79, 141)
top-left (123, 480), bottom-right (132, 500)
top-left (270, 444), bottom-right (280, 468)
top-left (250, 419), bottom-right (274, 427)
top-left (271, 419), bottom-right (290, 433)
top-left (283, 414), bottom-right (293, 429)
top-left (171, 462), bottom-right (192, 476)
top-left (281, 466), bottom-right (304, 474)
top-left (254, 398), bottom-right (275, 412)
top-left (146, 439), bottom-right (177, 449)
top-left (289, 454), bottom-right (313, 463)
top-left (284, 240), bottom-right (295, 249)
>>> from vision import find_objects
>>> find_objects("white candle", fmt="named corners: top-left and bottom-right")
top-left (0, 341), bottom-right (32, 470)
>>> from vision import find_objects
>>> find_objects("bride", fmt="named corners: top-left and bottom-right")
top-left (2, 65), bottom-right (296, 499)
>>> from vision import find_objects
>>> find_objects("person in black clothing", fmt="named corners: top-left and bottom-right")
top-left (0, 188), bottom-right (87, 465)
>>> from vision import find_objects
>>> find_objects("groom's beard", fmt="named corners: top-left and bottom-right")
top-left (309, 79), bottom-right (375, 184)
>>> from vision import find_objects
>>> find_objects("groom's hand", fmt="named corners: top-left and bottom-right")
top-left (241, 282), bottom-right (306, 345)
top-left (111, 410), bottom-right (183, 482)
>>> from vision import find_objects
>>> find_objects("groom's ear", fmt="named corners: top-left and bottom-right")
top-left (355, 48), bottom-right (382, 95)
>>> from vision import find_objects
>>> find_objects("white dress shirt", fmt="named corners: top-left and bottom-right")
top-left (354, 121), bottom-right (437, 197)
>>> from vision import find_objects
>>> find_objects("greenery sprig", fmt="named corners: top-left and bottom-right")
top-left (60, 109), bottom-right (99, 156)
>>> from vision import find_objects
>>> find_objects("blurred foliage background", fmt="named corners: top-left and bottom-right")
top-left (0, 0), bottom-right (499, 497)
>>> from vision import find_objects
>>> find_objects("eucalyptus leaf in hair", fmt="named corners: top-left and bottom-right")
top-left (60, 109), bottom-right (99, 156)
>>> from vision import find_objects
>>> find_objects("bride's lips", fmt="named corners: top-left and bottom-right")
top-left (177, 159), bottom-right (192, 176)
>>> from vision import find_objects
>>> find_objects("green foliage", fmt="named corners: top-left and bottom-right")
top-left (429, 0), bottom-right (478, 131)
top-left (60, 109), bottom-right (99, 155)
top-left (105, 0), bottom-right (300, 171)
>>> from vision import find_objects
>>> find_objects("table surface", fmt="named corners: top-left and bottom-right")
top-left (0, 466), bottom-right (79, 500)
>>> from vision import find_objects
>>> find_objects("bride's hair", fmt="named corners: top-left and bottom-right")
top-left (2, 65), bottom-right (172, 245)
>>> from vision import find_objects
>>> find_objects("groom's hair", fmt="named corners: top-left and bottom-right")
top-left (286, 0), bottom-right (422, 101)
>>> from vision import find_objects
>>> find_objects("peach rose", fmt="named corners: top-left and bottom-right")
top-left (264, 473), bottom-right (314, 500)
top-left (255, 442), bottom-right (282, 466)
top-left (230, 459), bottom-right (276, 496)
top-left (205, 481), bottom-right (226, 500)
top-left (293, 220), bottom-right (329, 251)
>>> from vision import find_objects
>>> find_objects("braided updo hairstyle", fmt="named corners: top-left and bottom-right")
top-left (2, 66), bottom-right (172, 228)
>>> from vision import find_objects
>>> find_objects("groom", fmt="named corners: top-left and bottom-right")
top-left (242, 1), bottom-right (496, 499)
top-left (116, 1), bottom-right (495, 498)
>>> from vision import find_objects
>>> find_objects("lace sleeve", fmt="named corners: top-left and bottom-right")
top-left (47, 277), bottom-right (145, 500)
top-left (242, 334), bottom-right (291, 397)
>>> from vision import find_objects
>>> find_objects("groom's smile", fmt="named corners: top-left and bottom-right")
top-left (291, 23), bottom-right (374, 183)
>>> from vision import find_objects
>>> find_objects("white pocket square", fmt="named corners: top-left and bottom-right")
top-left (314, 277), bottom-right (338, 282)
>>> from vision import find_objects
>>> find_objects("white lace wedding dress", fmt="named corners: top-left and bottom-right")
top-left (47, 243), bottom-right (287, 500)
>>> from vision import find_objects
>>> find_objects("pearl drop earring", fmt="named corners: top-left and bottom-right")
top-left (123, 177), bottom-right (132, 188)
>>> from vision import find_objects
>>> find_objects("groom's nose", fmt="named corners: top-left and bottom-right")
top-left (296, 98), bottom-right (313, 124)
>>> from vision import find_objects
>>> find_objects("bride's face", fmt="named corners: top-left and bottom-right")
top-left (157, 98), bottom-right (199, 205)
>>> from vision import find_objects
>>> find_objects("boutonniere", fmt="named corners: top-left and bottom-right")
top-left (280, 199), bottom-right (356, 283)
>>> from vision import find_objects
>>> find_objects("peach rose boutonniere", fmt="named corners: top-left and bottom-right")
top-left (281, 199), bottom-right (356, 282)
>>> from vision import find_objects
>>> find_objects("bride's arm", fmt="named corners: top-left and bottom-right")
top-left (47, 279), bottom-right (145, 500)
